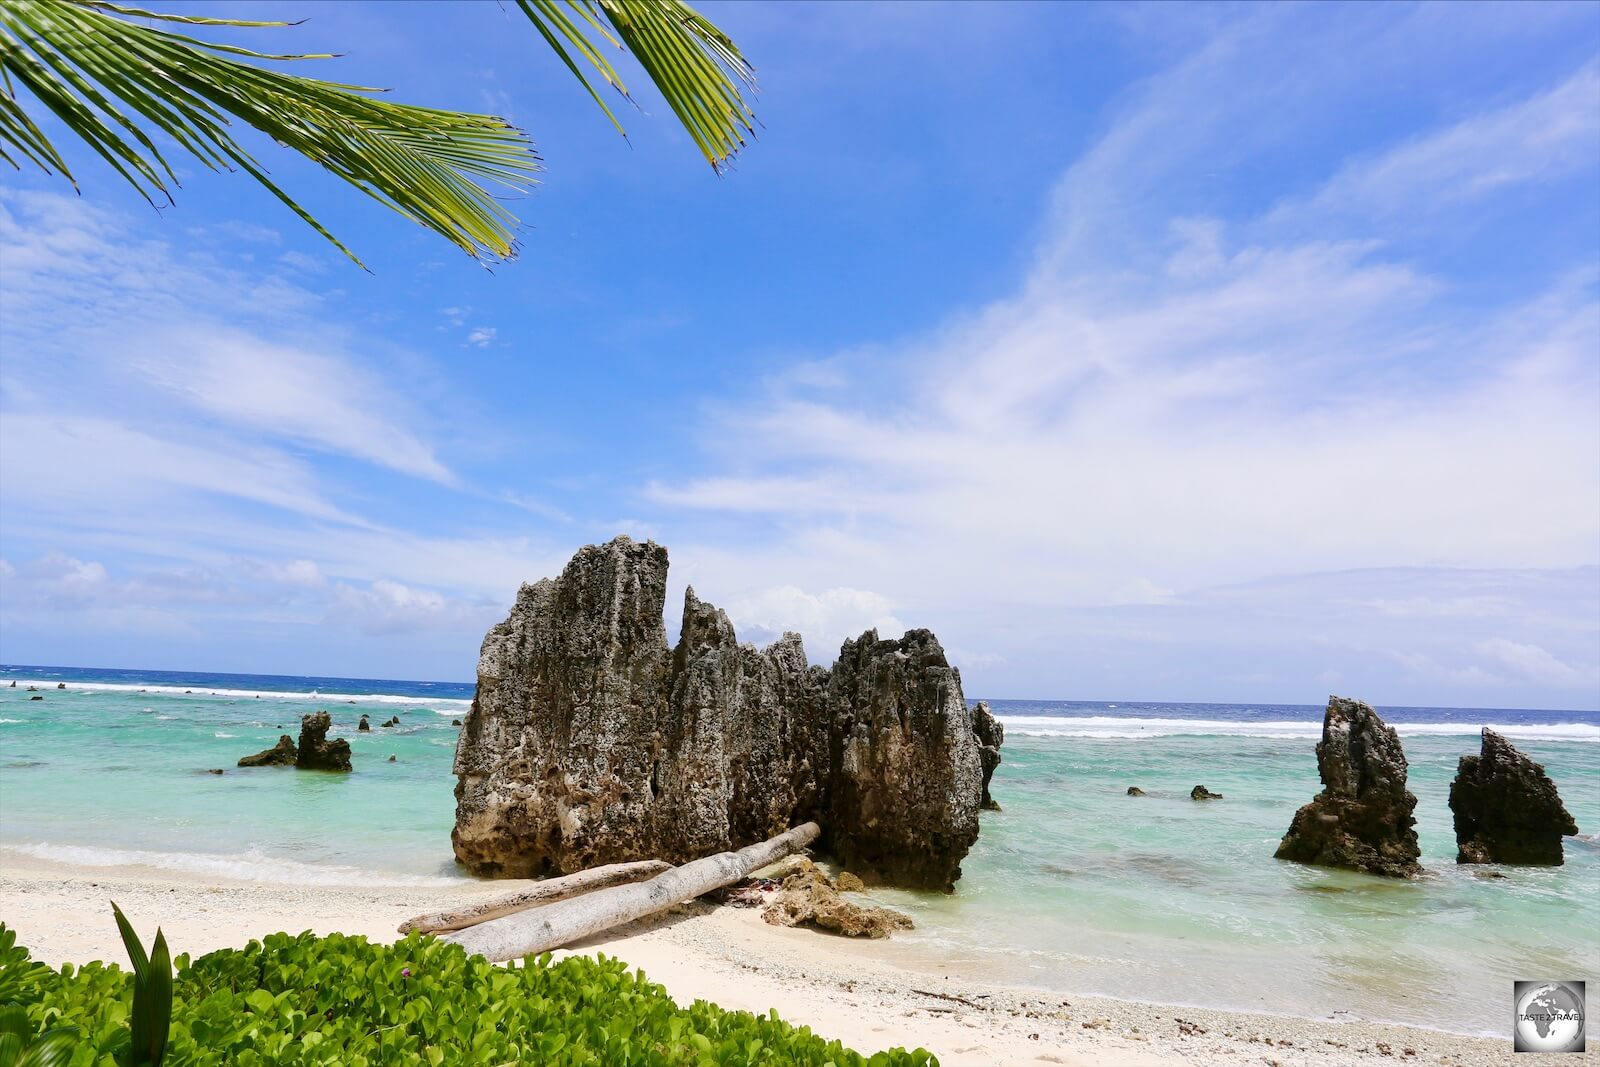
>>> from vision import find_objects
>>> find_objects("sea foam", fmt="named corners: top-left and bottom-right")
top-left (995, 715), bottom-right (1600, 742)
top-left (4, 841), bottom-right (467, 887)
top-left (3, 678), bottom-right (471, 711)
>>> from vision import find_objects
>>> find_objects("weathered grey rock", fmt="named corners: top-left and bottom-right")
top-left (1275, 696), bottom-right (1420, 878)
top-left (453, 538), bottom-right (673, 878)
top-left (295, 712), bottom-right (351, 772)
top-left (823, 629), bottom-right (983, 890)
top-left (759, 857), bottom-right (914, 938)
top-left (238, 735), bottom-right (296, 767)
top-left (973, 700), bottom-right (1004, 811)
top-left (452, 536), bottom-right (994, 890)
top-left (1450, 728), bottom-right (1578, 865)
top-left (1191, 784), bottom-right (1223, 800)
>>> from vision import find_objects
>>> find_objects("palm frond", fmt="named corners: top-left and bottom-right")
top-left (0, 0), bottom-right (540, 266)
top-left (517, 0), bottom-right (756, 171)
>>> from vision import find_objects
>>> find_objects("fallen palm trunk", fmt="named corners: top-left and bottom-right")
top-left (398, 860), bottom-right (673, 934)
top-left (443, 822), bottom-right (821, 962)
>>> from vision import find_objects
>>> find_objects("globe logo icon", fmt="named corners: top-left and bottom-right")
top-left (1515, 981), bottom-right (1585, 1053)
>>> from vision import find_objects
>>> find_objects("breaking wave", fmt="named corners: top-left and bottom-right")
top-left (3, 841), bottom-right (467, 887)
top-left (995, 715), bottom-right (1600, 742)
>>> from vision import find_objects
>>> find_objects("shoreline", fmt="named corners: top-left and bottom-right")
top-left (0, 850), bottom-right (1542, 1066)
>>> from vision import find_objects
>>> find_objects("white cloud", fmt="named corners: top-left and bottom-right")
top-left (277, 250), bottom-right (328, 274)
top-left (0, 414), bottom-right (361, 526)
top-left (1477, 638), bottom-right (1597, 689)
top-left (1288, 63), bottom-right (1600, 223)
top-left (328, 578), bottom-right (501, 635)
top-left (133, 325), bottom-right (454, 484)
top-left (718, 584), bottom-right (906, 661)
top-left (634, 42), bottom-right (1600, 705)
top-left (467, 326), bottom-right (497, 348)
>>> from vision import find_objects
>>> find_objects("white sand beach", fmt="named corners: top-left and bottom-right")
top-left (0, 849), bottom-right (1549, 1067)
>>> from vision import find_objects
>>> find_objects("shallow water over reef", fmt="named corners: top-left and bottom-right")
top-left (1, 666), bottom-right (1595, 1036)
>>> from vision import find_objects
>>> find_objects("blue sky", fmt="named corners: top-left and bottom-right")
top-left (1, 1), bottom-right (1597, 709)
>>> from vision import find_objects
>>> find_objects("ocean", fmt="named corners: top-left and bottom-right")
top-left (1, 664), bottom-right (1596, 1037)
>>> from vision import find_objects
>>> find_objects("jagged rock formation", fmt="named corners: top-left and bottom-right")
top-left (238, 735), bottom-right (296, 767)
top-left (294, 712), bottom-right (352, 772)
top-left (1450, 729), bottom-right (1578, 865)
top-left (1190, 785), bottom-right (1223, 800)
top-left (973, 701), bottom-right (1004, 811)
top-left (453, 536), bottom-right (993, 891)
top-left (759, 857), bottom-right (914, 938)
top-left (1275, 696), bottom-right (1420, 878)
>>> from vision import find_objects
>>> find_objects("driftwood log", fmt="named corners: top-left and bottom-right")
top-left (398, 860), bottom-right (673, 934)
top-left (443, 822), bottom-right (821, 962)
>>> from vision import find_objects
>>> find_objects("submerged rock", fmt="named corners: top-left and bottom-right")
top-left (1126, 786), bottom-right (1146, 796)
top-left (239, 735), bottom-right (297, 767)
top-left (452, 536), bottom-right (995, 890)
top-left (973, 700), bottom-right (1005, 811)
top-left (1190, 785), bottom-right (1223, 800)
top-left (759, 857), bottom-right (914, 938)
top-left (1275, 696), bottom-right (1420, 878)
top-left (1450, 728), bottom-right (1578, 865)
top-left (295, 712), bottom-right (352, 772)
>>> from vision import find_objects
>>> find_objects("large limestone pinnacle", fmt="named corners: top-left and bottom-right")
top-left (452, 536), bottom-right (997, 890)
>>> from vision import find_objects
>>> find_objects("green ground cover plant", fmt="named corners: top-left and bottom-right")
top-left (0, 919), bottom-right (935, 1066)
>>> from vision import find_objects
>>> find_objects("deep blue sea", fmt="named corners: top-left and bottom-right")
top-left (2, 663), bottom-right (1596, 1036)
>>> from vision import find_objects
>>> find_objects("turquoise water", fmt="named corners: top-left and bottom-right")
top-left (1, 667), bottom-right (1596, 1036)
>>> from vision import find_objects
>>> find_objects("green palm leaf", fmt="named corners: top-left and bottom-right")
top-left (517, 0), bottom-right (757, 171)
top-left (0, 0), bottom-right (756, 265)
top-left (0, 0), bottom-right (539, 266)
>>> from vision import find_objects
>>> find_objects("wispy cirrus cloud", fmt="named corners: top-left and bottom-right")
top-left (644, 38), bottom-right (1600, 705)
top-left (132, 326), bottom-right (453, 484)
top-left (1284, 61), bottom-right (1600, 225)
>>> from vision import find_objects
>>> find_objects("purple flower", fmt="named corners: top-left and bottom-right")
top-left (401, 968), bottom-right (412, 978)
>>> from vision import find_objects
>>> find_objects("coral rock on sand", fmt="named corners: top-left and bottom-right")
top-left (1450, 728), bottom-right (1578, 866)
top-left (1191, 785), bottom-right (1223, 800)
top-left (295, 712), bottom-right (352, 772)
top-left (452, 536), bottom-right (995, 891)
top-left (760, 857), bottom-right (913, 938)
top-left (973, 700), bottom-right (1005, 811)
top-left (1127, 786), bottom-right (1146, 796)
top-left (1275, 696), bottom-right (1420, 878)
top-left (835, 871), bottom-right (866, 892)
top-left (238, 735), bottom-right (297, 767)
